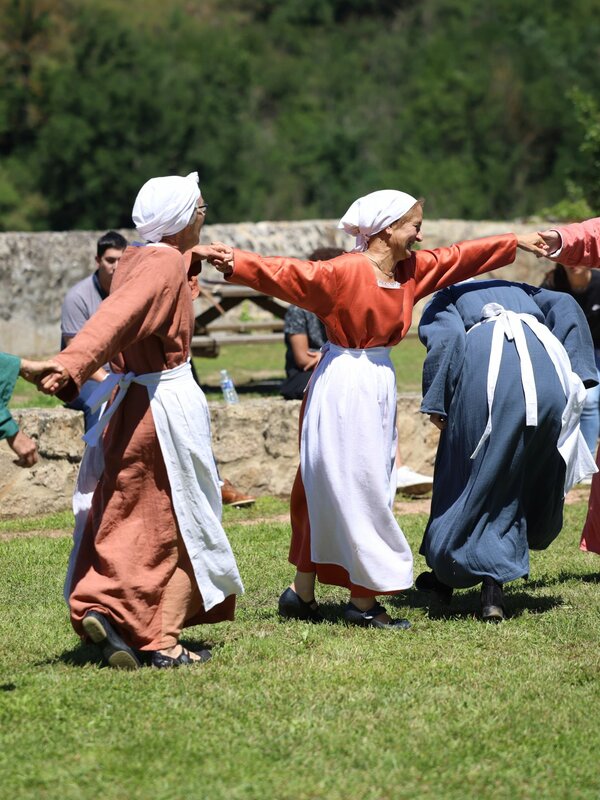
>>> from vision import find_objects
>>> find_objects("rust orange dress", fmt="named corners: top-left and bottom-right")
top-left (227, 234), bottom-right (518, 596)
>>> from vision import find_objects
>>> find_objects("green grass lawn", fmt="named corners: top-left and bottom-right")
top-left (9, 337), bottom-right (426, 408)
top-left (1, 498), bottom-right (600, 799)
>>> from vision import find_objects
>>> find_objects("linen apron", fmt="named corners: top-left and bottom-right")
top-left (301, 342), bottom-right (414, 592)
top-left (65, 361), bottom-right (243, 610)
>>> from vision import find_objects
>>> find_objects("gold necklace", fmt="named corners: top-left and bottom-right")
top-left (365, 252), bottom-right (395, 280)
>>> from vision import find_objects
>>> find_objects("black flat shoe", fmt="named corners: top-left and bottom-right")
top-left (415, 571), bottom-right (453, 605)
top-left (82, 610), bottom-right (141, 670)
top-left (481, 577), bottom-right (505, 623)
top-left (344, 601), bottom-right (411, 630)
top-left (278, 587), bottom-right (324, 623)
top-left (151, 647), bottom-right (212, 669)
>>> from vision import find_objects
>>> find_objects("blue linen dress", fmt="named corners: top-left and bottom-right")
top-left (418, 280), bottom-right (597, 588)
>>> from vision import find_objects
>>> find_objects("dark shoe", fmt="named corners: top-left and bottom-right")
top-left (278, 587), bottom-right (324, 623)
top-left (221, 478), bottom-right (256, 507)
top-left (344, 601), bottom-right (411, 630)
top-left (82, 611), bottom-right (141, 670)
top-left (151, 647), bottom-right (212, 669)
top-left (415, 571), bottom-right (453, 605)
top-left (481, 577), bottom-right (505, 623)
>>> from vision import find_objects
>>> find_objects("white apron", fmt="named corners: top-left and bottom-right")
top-left (64, 361), bottom-right (243, 610)
top-left (301, 342), bottom-right (414, 592)
top-left (469, 303), bottom-right (597, 494)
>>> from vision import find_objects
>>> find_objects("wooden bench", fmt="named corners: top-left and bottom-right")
top-left (193, 282), bottom-right (288, 357)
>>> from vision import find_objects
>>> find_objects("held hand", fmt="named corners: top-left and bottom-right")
top-left (206, 241), bottom-right (235, 273)
top-left (429, 413), bottom-right (447, 431)
top-left (189, 243), bottom-right (228, 261)
top-left (37, 361), bottom-right (70, 395)
top-left (6, 430), bottom-right (38, 468)
top-left (537, 229), bottom-right (561, 255)
top-left (19, 358), bottom-right (62, 384)
top-left (516, 232), bottom-right (550, 258)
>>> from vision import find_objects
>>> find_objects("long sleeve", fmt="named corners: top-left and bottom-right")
top-left (55, 250), bottom-right (183, 393)
top-left (0, 353), bottom-right (20, 440)
top-left (418, 291), bottom-right (467, 417)
top-left (528, 286), bottom-right (598, 388)
top-left (551, 217), bottom-right (600, 268)
top-left (413, 234), bottom-right (518, 302)
top-left (227, 250), bottom-right (338, 318)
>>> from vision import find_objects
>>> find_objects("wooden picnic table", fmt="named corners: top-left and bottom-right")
top-left (192, 282), bottom-right (288, 357)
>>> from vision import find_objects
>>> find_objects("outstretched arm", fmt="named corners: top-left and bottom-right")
top-left (210, 244), bottom-right (338, 318)
top-left (413, 234), bottom-right (517, 301)
top-left (413, 232), bottom-right (549, 302)
top-left (44, 250), bottom-right (188, 399)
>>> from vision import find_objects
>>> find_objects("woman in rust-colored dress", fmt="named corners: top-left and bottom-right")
top-left (212, 190), bottom-right (546, 630)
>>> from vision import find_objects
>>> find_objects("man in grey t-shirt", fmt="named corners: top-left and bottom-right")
top-left (60, 231), bottom-right (127, 430)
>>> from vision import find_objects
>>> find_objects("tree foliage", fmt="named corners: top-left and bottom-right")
top-left (0, 0), bottom-right (599, 230)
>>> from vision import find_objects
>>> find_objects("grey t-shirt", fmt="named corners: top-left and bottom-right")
top-left (60, 272), bottom-right (107, 350)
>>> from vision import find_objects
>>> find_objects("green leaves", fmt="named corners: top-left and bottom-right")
top-left (0, 0), bottom-right (599, 230)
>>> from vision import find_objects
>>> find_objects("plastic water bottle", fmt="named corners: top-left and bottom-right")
top-left (220, 369), bottom-right (239, 404)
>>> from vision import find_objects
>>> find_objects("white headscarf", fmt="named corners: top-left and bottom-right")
top-left (337, 189), bottom-right (419, 251)
top-left (132, 171), bottom-right (201, 243)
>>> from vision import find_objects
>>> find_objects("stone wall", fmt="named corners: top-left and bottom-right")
top-left (0, 219), bottom-right (553, 356)
top-left (0, 394), bottom-right (438, 519)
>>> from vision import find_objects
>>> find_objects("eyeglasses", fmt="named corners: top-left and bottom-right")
top-left (197, 203), bottom-right (208, 215)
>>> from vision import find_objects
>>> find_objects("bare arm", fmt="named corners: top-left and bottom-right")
top-left (289, 334), bottom-right (322, 371)
top-left (209, 244), bottom-right (338, 317)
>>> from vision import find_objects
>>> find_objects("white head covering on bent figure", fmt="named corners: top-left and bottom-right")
top-left (338, 189), bottom-right (419, 252)
top-left (132, 171), bottom-right (201, 243)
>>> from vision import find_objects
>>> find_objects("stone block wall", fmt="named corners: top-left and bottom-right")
top-left (0, 395), bottom-right (438, 519)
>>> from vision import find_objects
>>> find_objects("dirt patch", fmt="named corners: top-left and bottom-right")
top-left (233, 513), bottom-right (290, 527)
top-left (394, 496), bottom-right (432, 515)
top-left (0, 528), bottom-right (70, 543)
top-left (565, 486), bottom-right (591, 505)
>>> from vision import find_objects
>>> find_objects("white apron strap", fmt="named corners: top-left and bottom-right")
top-left (469, 304), bottom-right (538, 460)
top-left (82, 362), bottom-right (192, 446)
top-left (467, 302), bottom-right (597, 493)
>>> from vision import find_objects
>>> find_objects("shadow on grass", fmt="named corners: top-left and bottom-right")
top-left (387, 588), bottom-right (564, 621)
top-left (38, 638), bottom-right (213, 669)
top-left (38, 642), bottom-right (103, 668)
top-left (275, 591), bottom-right (563, 626)
top-left (525, 571), bottom-right (600, 589)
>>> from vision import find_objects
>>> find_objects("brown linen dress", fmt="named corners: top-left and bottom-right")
top-left (57, 244), bottom-right (235, 651)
